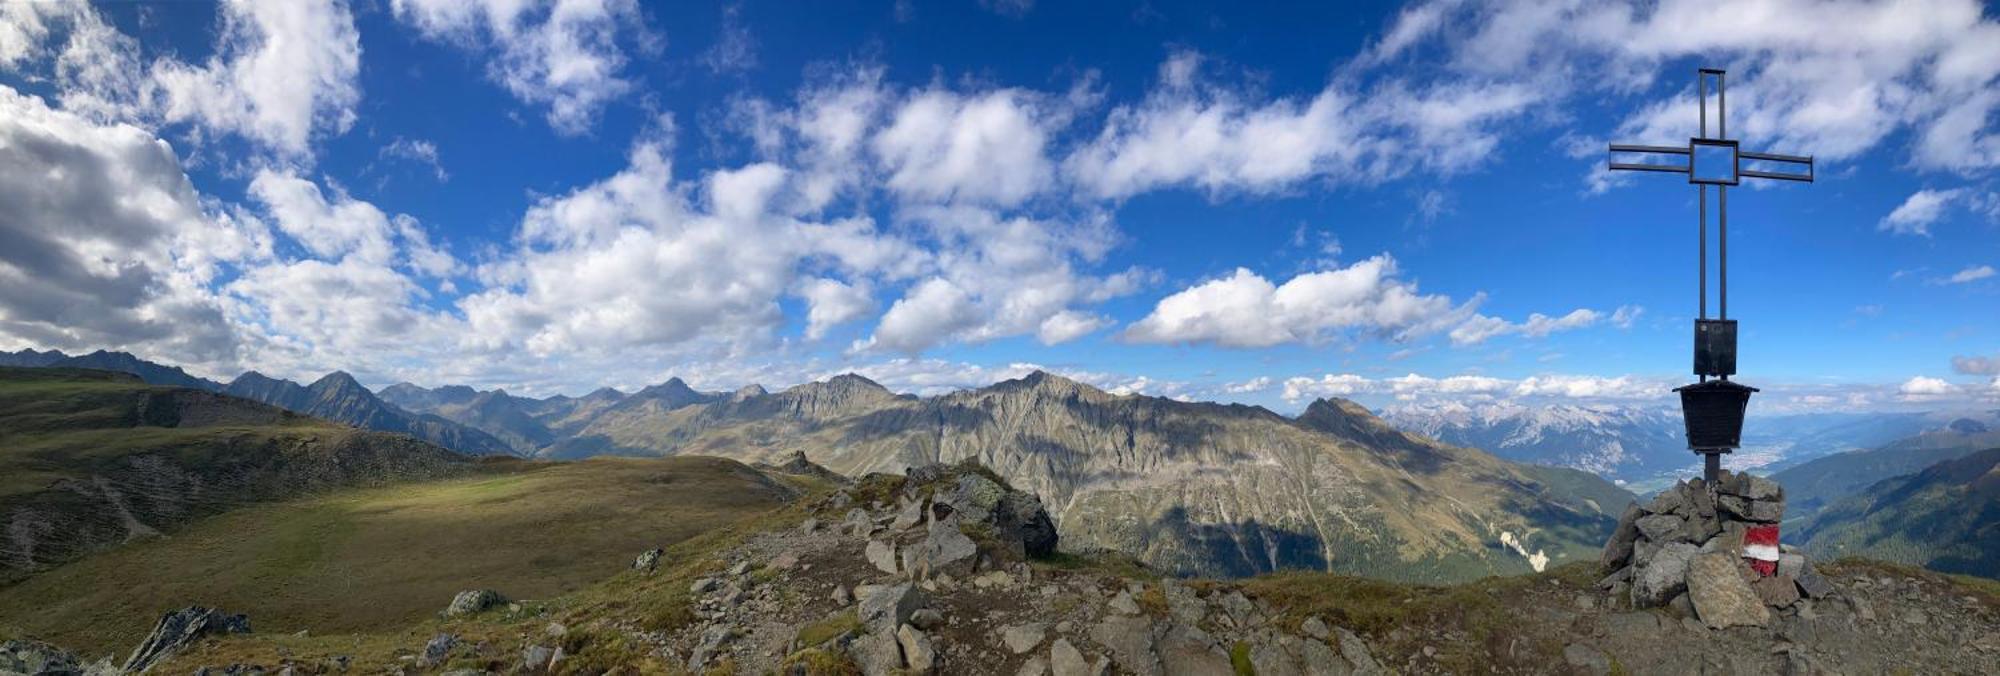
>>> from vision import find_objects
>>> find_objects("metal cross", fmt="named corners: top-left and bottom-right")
top-left (1606, 68), bottom-right (1815, 483)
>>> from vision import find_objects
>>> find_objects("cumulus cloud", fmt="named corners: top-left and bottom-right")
top-left (1123, 255), bottom-right (1467, 348)
top-left (149, 0), bottom-right (362, 157)
top-left (1124, 255), bottom-right (1615, 349)
top-left (3, 0), bottom-right (362, 159)
top-left (390, 0), bottom-right (655, 134)
top-left (1899, 375), bottom-right (1957, 396)
top-left (0, 86), bottom-right (255, 366)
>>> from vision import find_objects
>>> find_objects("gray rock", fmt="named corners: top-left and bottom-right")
top-left (1333, 628), bottom-right (1382, 675)
top-left (2, 640), bottom-right (85, 676)
top-left (858, 583), bottom-right (924, 630)
top-left (1050, 638), bottom-right (1104, 676)
top-left (1563, 643), bottom-right (1610, 673)
top-left (1089, 614), bottom-right (1162, 676)
top-left (632, 547), bottom-right (663, 572)
top-left (1600, 503), bottom-right (1642, 571)
top-left (1154, 624), bottom-right (1232, 676)
top-left (893, 496), bottom-right (927, 531)
top-left (444, 589), bottom-right (506, 617)
top-left (1753, 575), bottom-right (1801, 608)
top-left (1001, 623), bottom-right (1048, 654)
top-left (1687, 552), bottom-right (1770, 629)
top-left (1646, 485), bottom-right (1687, 514)
top-left (866, 539), bottom-right (900, 574)
top-left (686, 625), bottom-right (735, 671)
top-left (897, 624), bottom-right (937, 674)
top-left (1794, 569), bottom-right (1834, 599)
top-left (417, 633), bottom-right (458, 669)
top-left (521, 645), bottom-right (554, 672)
top-left (1635, 514), bottom-right (1688, 542)
top-left (1741, 474), bottom-right (1783, 501)
top-left (124, 606), bottom-right (252, 673)
top-left (1299, 616), bottom-right (1330, 640)
top-left (1109, 590), bottom-right (1141, 615)
top-left (1632, 542), bottom-right (1698, 607)
top-left (906, 517), bottom-right (978, 580)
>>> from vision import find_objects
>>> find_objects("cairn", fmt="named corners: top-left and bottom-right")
top-left (1598, 470), bottom-right (1832, 628)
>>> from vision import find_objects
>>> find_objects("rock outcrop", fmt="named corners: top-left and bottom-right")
top-left (123, 607), bottom-right (250, 673)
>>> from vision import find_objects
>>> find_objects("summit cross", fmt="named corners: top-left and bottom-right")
top-left (1606, 68), bottom-right (1816, 483)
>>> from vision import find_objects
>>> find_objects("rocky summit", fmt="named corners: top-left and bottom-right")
top-left (45, 461), bottom-right (1990, 676)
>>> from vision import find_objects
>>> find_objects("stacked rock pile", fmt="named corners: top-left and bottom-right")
top-left (1598, 470), bottom-right (1833, 629)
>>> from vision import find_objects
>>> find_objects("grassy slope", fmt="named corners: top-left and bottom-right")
top-left (0, 456), bottom-right (809, 655)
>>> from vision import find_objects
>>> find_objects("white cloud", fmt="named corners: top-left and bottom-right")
top-left (1449, 308), bottom-right (1602, 346)
top-left (1880, 188), bottom-right (1967, 236)
top-left (1065, 51), bottom-right (1538, 200)
top-left (390, 0), bottom-right (653, 134)
top-left (150, 0), bottom-right (362, 157)
top-left (1224, 376), bottom-right (1273, 394)
top-left (1946, 264), bottom-right (1994, 284)
top-left (1123, 255), bottom-right (1469, 348)
top-left (796, 277), bottom-right (873, 340)
top-left (1899, 375), bottom-right (1957, 396)
top-left (873, 88), bottom-right (1055, 206)
top-left (0, 86), bottom-right (257, 367)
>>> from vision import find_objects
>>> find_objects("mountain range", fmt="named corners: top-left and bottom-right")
top-left (1382, 400), bottom-right (1961, 488)
top-left (0, 348), bottom-right (1631, 582)
top-left (0, 349), bottom-right (513, 457)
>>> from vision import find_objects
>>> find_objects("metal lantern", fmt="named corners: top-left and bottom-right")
top-left (1674, 380), bottom-right (1758, 450)
top-left (1608, 68), bottom-right (1815, 483)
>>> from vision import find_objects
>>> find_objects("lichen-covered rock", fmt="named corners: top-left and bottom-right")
top-left (633, 547), bottom-right (663, 572)
top-left (124, 606), bottom-right (251, 673)
top-left (1632, 542), bottom-right (1697, 607)
top-left (1686, 552), bottom-right (1769, 629)
top-left (444, 589), bottom-right (506, 617)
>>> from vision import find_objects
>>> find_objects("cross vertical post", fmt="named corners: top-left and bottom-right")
top-left (1606, 68), bottom-right (1816, 484)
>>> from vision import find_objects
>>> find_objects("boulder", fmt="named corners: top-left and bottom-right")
top-left (1600, 503), bottom-right (1642, 571)
top-left (1050, 638), bottom-right (1105, 676)
top-left (1088, 614), bottom-right (1162, 676)
top-left (633, 547), bottom-right (663, 572)
top-left (444, 589), bottom-right (506, 617)
top-left (1, 640), bottom-right (96, 676)
top-left (1632, 542), bottom-right (1698, 607)
top-left (686, 625), bottom-right (735, 671)
top-left (905, 517), bottom-right (978, 580)
top-left (896, 624), bottom-right (937, 674)
top-left (1635, 514), bottom-right (1688, 543)
top-left (858, 583), bottom-right (924, 630)
top-left (866, 539), bottom-right (900, 574)
top-left (124, 607), bottom-right (252, 673)
top-left (1001, 623), bottom-right (1048, 654)
top-left (1155, 624), bottom-right (1232, 676)
top-left (417, 633), bottom-right (458, 668)
top-left (1686, 552), bottom-right (1770, 629)
top-left (1794, 569), bottom-right (1834, 599)
top-left (1752, 575), bottom-right (1801, 608)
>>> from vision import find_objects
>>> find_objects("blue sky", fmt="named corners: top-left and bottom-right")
top-left (1, 0), bottom-right (1996, 413)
